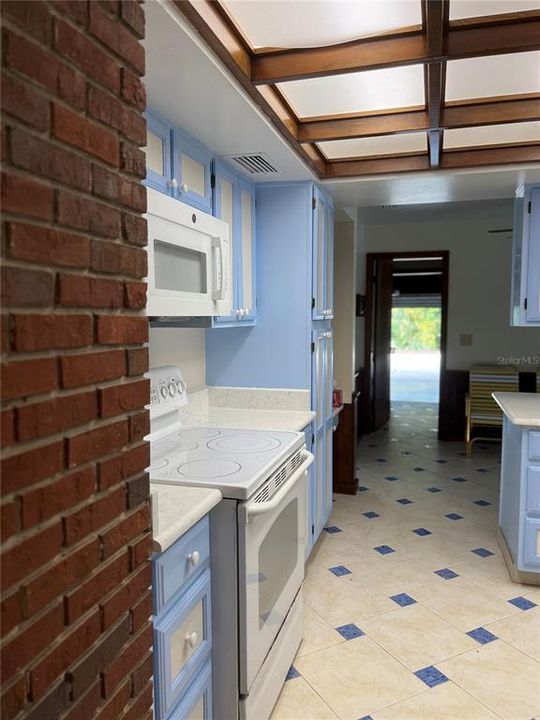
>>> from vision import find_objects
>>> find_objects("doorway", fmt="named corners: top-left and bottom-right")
top-left (363, 251), bottom-right (449, 434)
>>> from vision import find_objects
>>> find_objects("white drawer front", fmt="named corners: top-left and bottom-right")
top-left (529, 431), bottom-right (540, 461)
top-left (170, 597), bottom-right (204, 678)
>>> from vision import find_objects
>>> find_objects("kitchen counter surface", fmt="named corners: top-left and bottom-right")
top-left (492, 392), bottom-right (540, 427)
top-left (151, 484), bottom-right (222, 553)
top-left (189, 406), bottom-right (316, 432)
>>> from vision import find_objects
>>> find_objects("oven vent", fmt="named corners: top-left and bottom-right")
top-left (224, 153), bottom-right (280, 176)
top-left (251, 449), bottom-right (303, 504)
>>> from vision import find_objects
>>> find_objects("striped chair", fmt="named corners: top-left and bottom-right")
top-left (465, 364), bottom-right (519, 456)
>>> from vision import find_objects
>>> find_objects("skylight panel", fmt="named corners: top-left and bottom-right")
top-left (449, 0), bottom-right (539, 21)
top-left (319, 132), bottom-right (428, 159)
top-left (444, 121), bottom-right (540, 148)
top-left (446, 52), bottom-right (540, 101)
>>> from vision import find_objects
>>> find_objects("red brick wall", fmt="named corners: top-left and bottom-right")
top-left (0, 2), bottom-right (152, 718)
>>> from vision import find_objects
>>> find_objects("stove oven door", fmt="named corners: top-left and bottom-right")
top-left (237, 449), bottom-right (313, 694)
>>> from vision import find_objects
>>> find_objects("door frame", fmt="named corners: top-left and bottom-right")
top-left (363, 250), bottom-right (449, 434)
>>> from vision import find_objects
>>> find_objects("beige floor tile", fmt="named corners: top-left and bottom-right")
top-left (346, 552), bottom-right (442, 596)
top-left (297, 605), bottom-right (344, 657)
top-left (270, 676), bottom-right (338, 720)
top-left (486, 607), bottom-right (540, 660)
top-left (304, 575), bottom-right (395, 625)
top-left (413, 577), bottom-right (519, 631)
top-left (438, 641), bottom-right (540, 720)
top-left (295, 636), bottom-right (425, 720)
top-left (361, 603), bottom-right (478, 670)
top-left (373, 681), bottom-right (499, 720)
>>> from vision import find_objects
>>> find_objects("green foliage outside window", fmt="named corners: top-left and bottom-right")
top-left (391, 307), bottom-right (441, 351)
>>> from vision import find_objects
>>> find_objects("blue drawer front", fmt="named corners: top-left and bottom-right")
top-left (153, 516), bottom-right (210, 616)
top-left (526, 465), bottom-right (540, 514)
top-left (529, 431), bottom-right (540, 462)
top-left (168, 661), bottom-right (213, 720)
top-left (154, 569), bottom-right (212, 720)
top-left (522, 517), bottom-right (540, 569)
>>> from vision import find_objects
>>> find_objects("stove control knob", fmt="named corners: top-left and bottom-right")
top-left (176, 379), bottom-right (186, 394)
top-left (188, 550), bottom-right (200, 567)
top-left (160, 386), bottom-right (168, 399)
top-left (168, 383), bottom-right (176, 397)
top-left (186, 632), bottom-right (198, 649)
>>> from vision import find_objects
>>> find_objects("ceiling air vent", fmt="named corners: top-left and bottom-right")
top-left (224, 153), bottom-right (280, 176)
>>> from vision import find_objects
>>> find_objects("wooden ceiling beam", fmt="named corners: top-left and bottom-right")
top-left (251, 11), bottom-right (540, 84)
top-left (297, 95), bottom-right (540, 142)
top-left (325, 143), bottom-right (540, 178)
top-left (423, 0), bottom-right (448, 168)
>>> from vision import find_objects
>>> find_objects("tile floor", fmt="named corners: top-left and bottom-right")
top-left (271, 402), bottom-right (540, 720)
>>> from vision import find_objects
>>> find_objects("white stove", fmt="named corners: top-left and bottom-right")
top-left (150, 426), bottom-right (304, 500)
top-left (147, 366), bottom-right (312, 720)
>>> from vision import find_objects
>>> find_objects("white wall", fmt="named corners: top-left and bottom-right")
top-left (357, 200), bottom-right (540, 371)
top-left (334, 221), bottom-right (356, 400)
top-left (148, 328), bottom-right (206, 390)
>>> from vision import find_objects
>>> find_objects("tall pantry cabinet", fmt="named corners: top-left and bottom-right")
top-left (206, 182), bottom-right (335, 553)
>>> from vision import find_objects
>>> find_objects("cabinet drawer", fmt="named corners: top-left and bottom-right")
top-left (154, 570), bottom-right (212, 720)
top-left (522, 517), bottom-right (540, 569)
top-left (526, 465), bottom-right (540, 513)
top-left (529, 431), bottom-right (540, 461)
top-left (153, 516), bottom-right (210, 616)
top-left (169, 661), bottom-right (213, 720)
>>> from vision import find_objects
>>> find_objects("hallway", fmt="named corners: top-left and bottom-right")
top-left (272, 403), bottom-right (540, 720)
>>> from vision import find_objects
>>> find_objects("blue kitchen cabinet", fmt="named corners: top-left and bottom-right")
top-left (212, 161), bottom-right (257, 327)
top-left (206, 182), bottom-right (334, 552)
top-left (153, 516), bottom-right (213, 720)
top-left (510, 184), bottom-right (540, 326)
top-left (144, 111), bottom-right (213, 214)
top-left (145, 112), bottom-right (172, 195)
top-left (312, 186), bottom-right (334, 321)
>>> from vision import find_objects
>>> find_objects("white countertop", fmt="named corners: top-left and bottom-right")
top-left (151, 484), bottom-right (222, 553)
top-left (492, 392), bottom-right (540, 427)
top-left (188, 406), bottom-right (316, 432)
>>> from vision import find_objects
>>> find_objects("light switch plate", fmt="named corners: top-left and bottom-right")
top-left (460, 334), bottom-right (473, 346)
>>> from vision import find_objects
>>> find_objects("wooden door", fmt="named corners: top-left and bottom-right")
top-left (367, 256), bottom-right (393, 430)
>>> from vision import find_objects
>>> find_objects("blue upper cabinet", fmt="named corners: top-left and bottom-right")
top-left (511, 183), bottom-right (540, 326)
top-left (171, 128), bottom-right (213, 214)
top-left (312, 186), bottom-right (334, 321)
top-left (145, 112), bottom-right (172, 195)
top-left (211, 160), bottom-right (257, 327)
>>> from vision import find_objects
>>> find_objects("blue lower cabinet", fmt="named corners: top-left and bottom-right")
top-left (168, 662), bottom-right (213, 720)
top-left (523, 517), bottom-right (540, 569)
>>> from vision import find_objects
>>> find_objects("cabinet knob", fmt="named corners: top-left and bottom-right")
top-left (236, 308), bottom-right (243, 318)
top-left (244, 308), bottom-right (250, 316)
top-left (188, 550), bottom-right (200, 566)
top-left (186, 631), bottom-right (198, 649)
top-left (180, 183), bottom-right (189, 194)
top-left (168, 178), bottom-right (178, 190)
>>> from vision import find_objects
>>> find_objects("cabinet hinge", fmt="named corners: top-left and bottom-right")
top-left (312, 197), bottom-right (317, 210)
top-left (524, 297), bottom-right (528, 310)
top-left (311, 434), bottom-right (315, 446)
top-left (210, 173), bottom-right (216, 189)
top-left (311, 297), bottom-right (315, 309)
top-left (311, 341), bottom-right (315, 353)
top-left (528, 200), bottom-right (531, 214)
top-left (311, 524), bottom-right (315, 535)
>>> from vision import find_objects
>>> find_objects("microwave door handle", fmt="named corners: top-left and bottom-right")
top-left (211, 236), bottom-right (225, 302)
top-left (242, 450), bottom-right (313, 523)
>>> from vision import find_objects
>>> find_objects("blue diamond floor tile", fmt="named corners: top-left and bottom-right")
top-left (476, 468), bottom-right (490, 473)
top-left (335, 623), bottom-right (365, 640)
top-left (397, 498), bottom-right (413, 505)
top-left (323, 526), bottom-right (342, 534)
top-left (328, 565), bottom-right (352, 577)
top-left (426, 486), bottom-right (441, 493)
top-left (434, 568), bottom-right (459, 580)
top-left (358, 716), bottom-right (374, 720)
top-left (471, 547), bottom-right (494, 558)
top-left (446, 513), bottom-right (464, 521)
top-left (508, 596), bottom-right (538, 611)
top-left (358, 485), bottom-right (369, 492)
top-left (452, 476), bottom-right (467, 483)
top-left (390, 593), bottom-right (417, 607)
top-left (474, 499), bottom-right (491, 506)
top-left (385, 475), bottom-right (399, 481)
top-left (436, 459), bottom-right (447, 464)
top-left (401, 451), bottom-right (411, 455)
top-left (375, 458), bottom-right (387, 463)
top-left (414, 665), bottom-right (449, 688)
top-left (286, 666), bottom-right (300, 680)
top-left (413, 527), bottom-right (432, 536)
top-left (374, 545), bottom-right (395, 555)
top-left (363, 511), bottom-right (380, 519)
top-left (414, 467), bottom-right (425, 472)
top-left (467, 627), bottom-right (498, 644)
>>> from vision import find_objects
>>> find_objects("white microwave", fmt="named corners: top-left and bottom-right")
top-left (146, 188), bottom-right (232, 317)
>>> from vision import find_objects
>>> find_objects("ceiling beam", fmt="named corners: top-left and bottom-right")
top-left (325, 143), bottom-right (540, 178)
top-left (251, 11), bottom-right (540, 84)
top-left (297, 95), bottom-right (540, 142)
top-left (424, 0), bottom-right (448, 168)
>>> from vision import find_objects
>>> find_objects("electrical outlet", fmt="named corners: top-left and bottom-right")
top-left (460, 334), bottom-right (473, 346)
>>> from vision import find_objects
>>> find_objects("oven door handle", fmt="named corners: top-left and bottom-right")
top-left (243, 450), bottom-right (313, 522)
top-left (211, 236), bottom-right (225, 302)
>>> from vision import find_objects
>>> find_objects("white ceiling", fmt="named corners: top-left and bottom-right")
top-left (449, 0), bottom-right (539, 20)
top-left (278, 65), bottom-right (426, 119)
top-left (444, 121), bottom-right (540, 148)
top-left (221, 0), bottom-right (422, 49)
top-left (445, 52), bottom-right (540, 101)
top-left (319, 131), bottom-right (428, 159)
